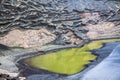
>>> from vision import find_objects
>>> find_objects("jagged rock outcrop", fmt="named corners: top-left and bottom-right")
top-left (0, 0), bottom-right (120, 40)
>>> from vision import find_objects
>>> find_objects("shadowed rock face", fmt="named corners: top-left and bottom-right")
top-left (82, 44), bottom-right (120, 80)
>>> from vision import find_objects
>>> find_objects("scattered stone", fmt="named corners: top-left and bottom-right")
top-left (0, 69), bottom-right (19, 78)
top-left (0, 74), bottom-right (18, 80)
top-left (55, 30), bottom-right (83, 45)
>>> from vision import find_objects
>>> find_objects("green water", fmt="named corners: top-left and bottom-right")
top-left (25, 39), bottom-right (120, 75)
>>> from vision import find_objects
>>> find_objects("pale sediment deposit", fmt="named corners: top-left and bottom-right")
top-left (0, 29), bottom-right (56, 48)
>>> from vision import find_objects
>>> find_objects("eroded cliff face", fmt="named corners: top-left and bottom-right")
top-left (0, 0), bottom-right (120, 47)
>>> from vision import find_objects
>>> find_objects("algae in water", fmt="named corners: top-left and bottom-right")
top-left (25, 39), bottom-right (120, 75)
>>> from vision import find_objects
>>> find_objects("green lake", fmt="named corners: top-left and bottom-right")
top-left (25, 39), bottom-right (120, 75)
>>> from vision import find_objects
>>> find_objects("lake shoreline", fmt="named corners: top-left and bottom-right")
top-left (16, 41), bottom-right (87, 77)
top-left (16, 39), bottom-right (120, 78)
top-left (0, 38), bottom-right (120, 79)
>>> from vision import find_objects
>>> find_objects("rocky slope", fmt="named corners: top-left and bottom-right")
top-left (0, 0), bottom-right (120, 80)
top-left (0, 0), bottom-right (120, 46)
